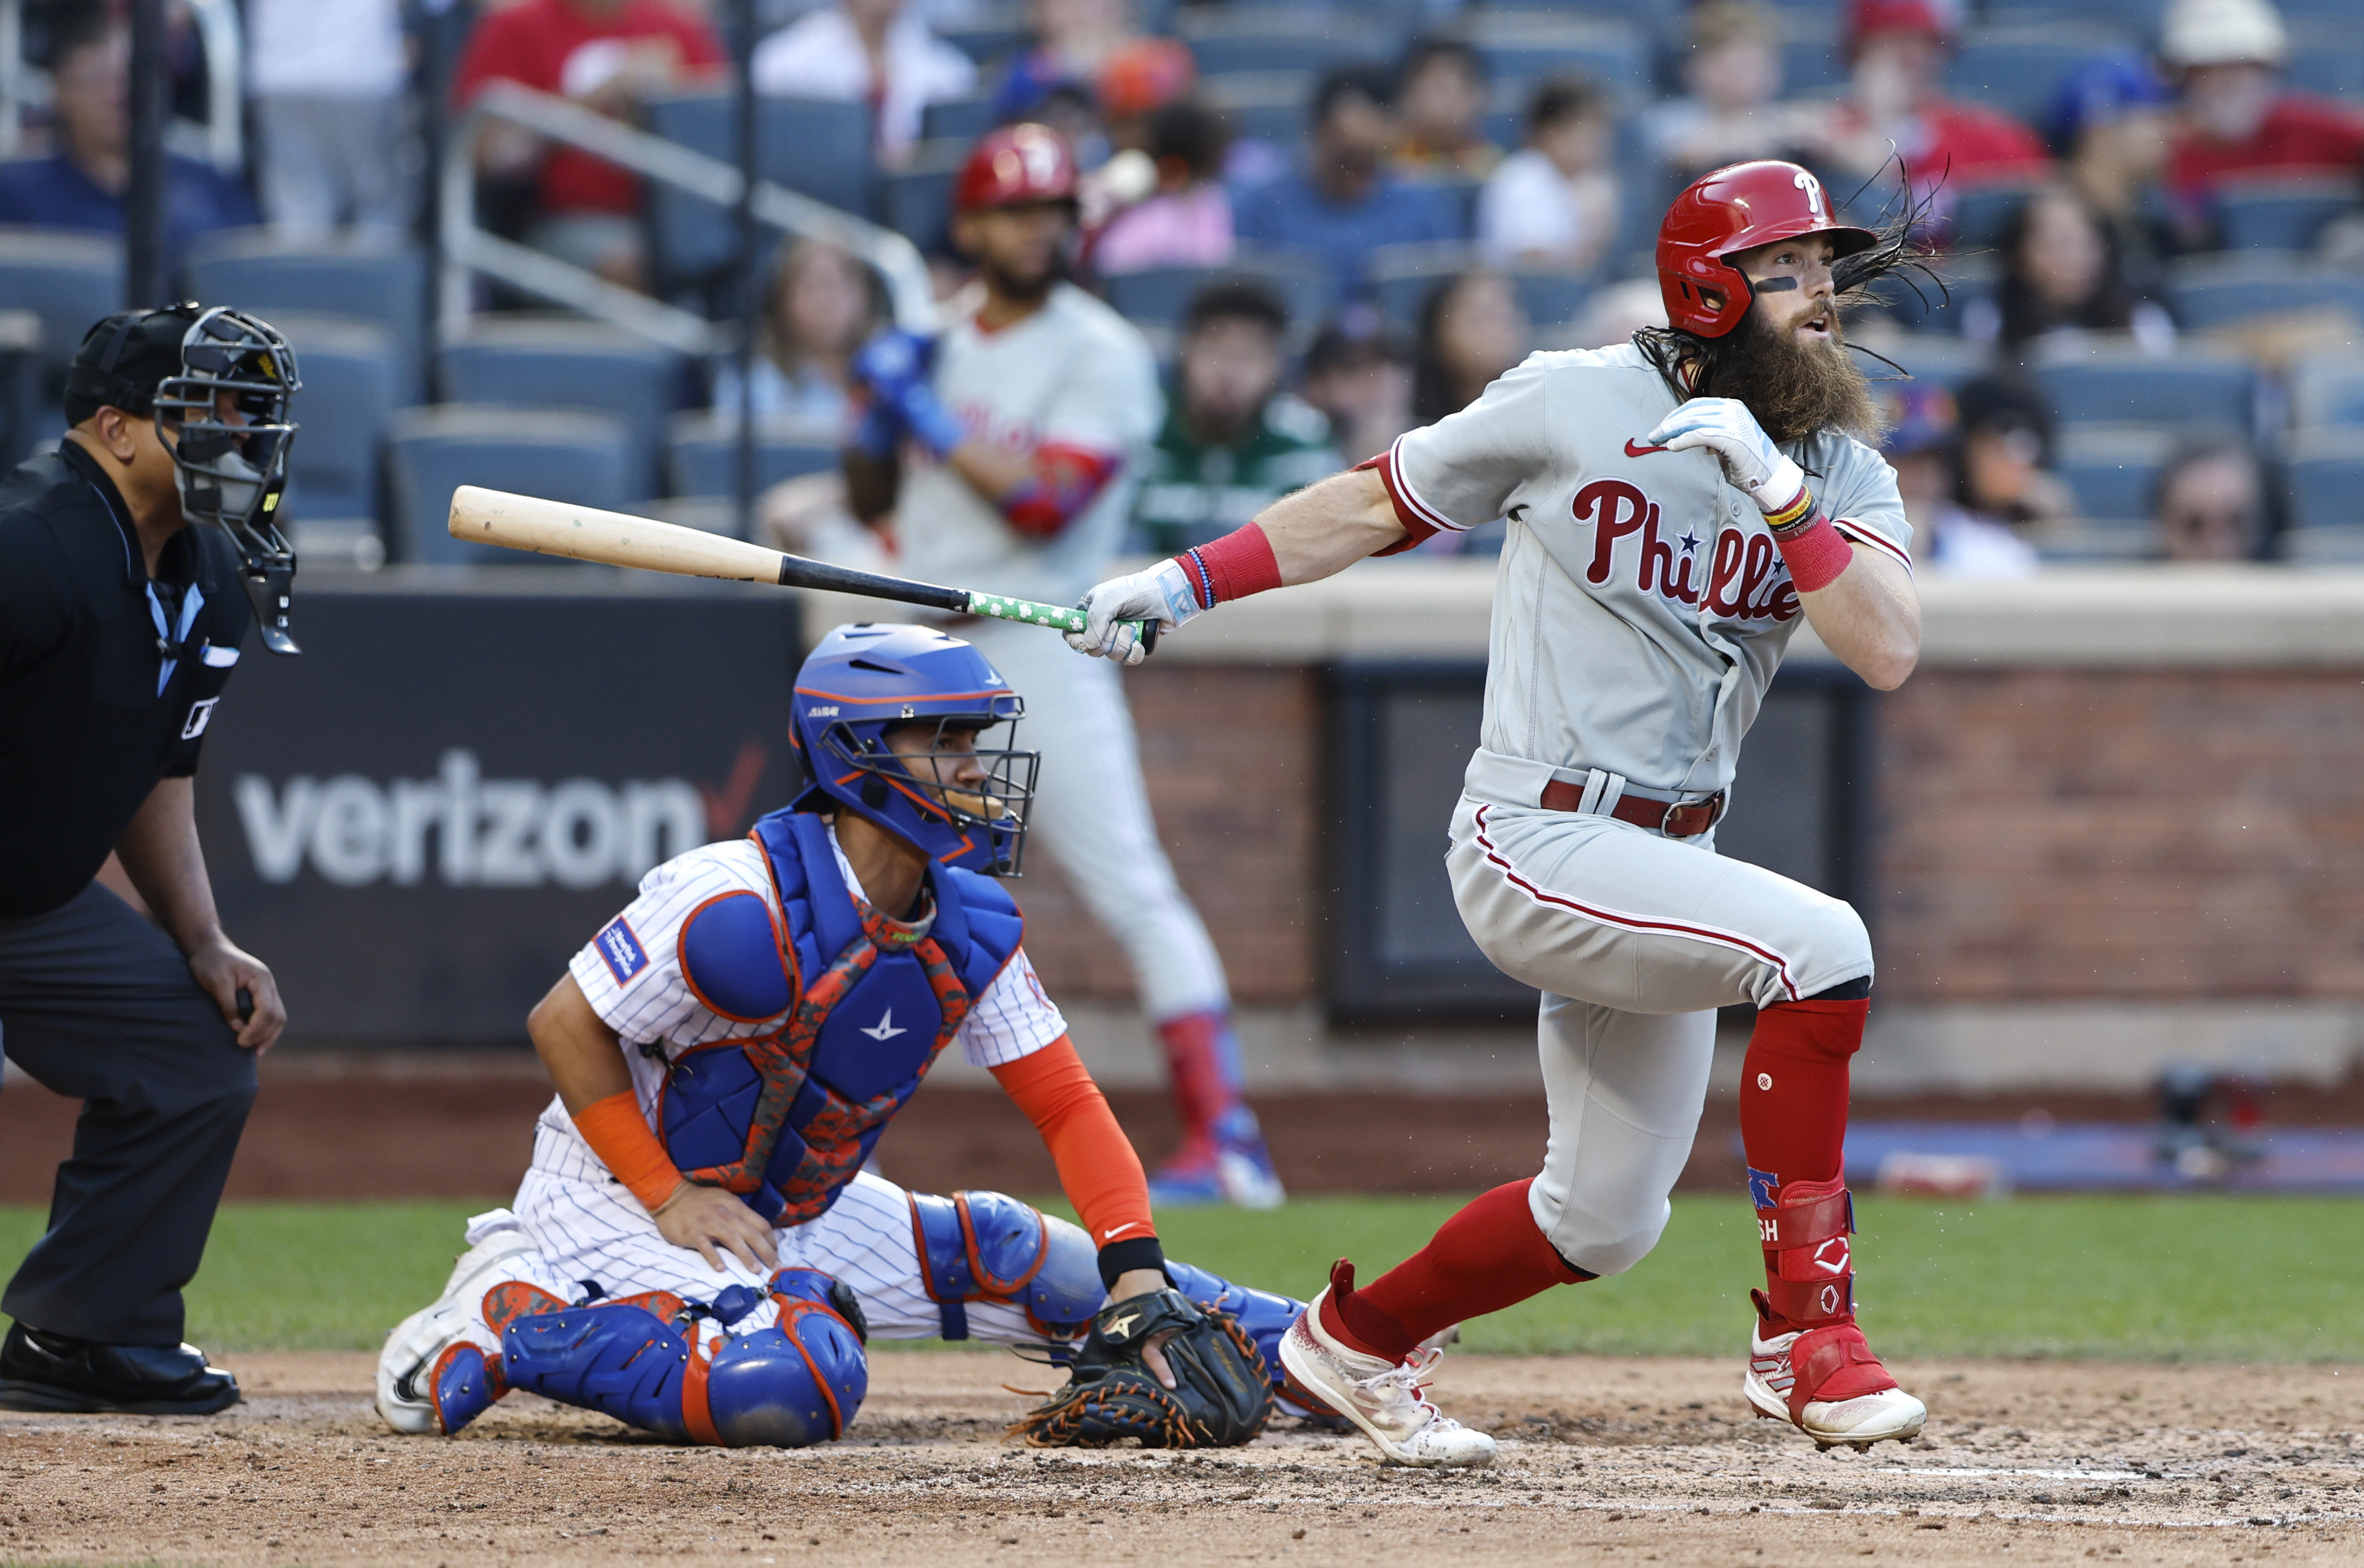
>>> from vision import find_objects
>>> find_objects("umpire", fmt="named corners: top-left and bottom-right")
top-left (0, 303), bottom-right (304, 1415)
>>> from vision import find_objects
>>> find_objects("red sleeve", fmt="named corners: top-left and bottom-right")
top-left (452, 6), bottom-right (542, 103)
top-left (999, 442), bottom-right (1122, 539)
top-left (672, 11), bottom-right (727, 69)
top-left (1354, 443), bottom-right (1441, 556)
top-left (988, 1036), bottom-right (1156, 1249)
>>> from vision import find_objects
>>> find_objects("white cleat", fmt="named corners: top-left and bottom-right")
top-left (1278, 1292), bottom-right (1496, 1468)
top-left (1744, 1319), bottom-right (1927, 1450)
top-left (374, 1222), bottom-right (538, 1435)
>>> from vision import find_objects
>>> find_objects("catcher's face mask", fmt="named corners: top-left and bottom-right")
top-left (153, 307), bottom-right (303, 654)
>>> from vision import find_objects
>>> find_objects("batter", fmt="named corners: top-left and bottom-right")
top-left (843, 124), bottom-right (1281, 1208)
top-left (1068, 161), bottom-right (1930, 1467)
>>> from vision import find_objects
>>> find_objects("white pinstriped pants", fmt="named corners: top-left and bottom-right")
top-left (1444, 796), bottom-right (1873, 1277)
top-left (962, 619), bottom-right (1228, 1022)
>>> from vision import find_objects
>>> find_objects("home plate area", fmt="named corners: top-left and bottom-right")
top-left (1, 1352), bottom-right (2358, 1567)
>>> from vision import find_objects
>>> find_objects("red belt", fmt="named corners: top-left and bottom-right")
top-left (1538, 779), bottom-right (1725, 838)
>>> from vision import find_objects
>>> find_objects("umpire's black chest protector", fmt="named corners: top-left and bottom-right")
top-left (0, 442), bottom-right (251, 919)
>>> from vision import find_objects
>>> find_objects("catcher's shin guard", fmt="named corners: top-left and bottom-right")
top-left (909, 1190), bottom-right (1104, 1343)
top-left (1744, 1177), bottom-right (1924, 1448)
top-left (1163, 1259), bottom-right (1319, 1409)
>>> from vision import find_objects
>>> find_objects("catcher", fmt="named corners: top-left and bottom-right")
top-left (376, 624), bottom-right (1297, 1449)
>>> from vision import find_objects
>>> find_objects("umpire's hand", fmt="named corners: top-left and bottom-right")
top-left (188, 935), bottom-right (285, 1053)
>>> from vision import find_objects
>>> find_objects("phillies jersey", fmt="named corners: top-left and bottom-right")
top-left (895, 282), bottom-right (1163, 609)
top-left (1368, 342), bottom-right (1911, 802)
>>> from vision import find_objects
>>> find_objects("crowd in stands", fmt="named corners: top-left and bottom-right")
top-left (2, 0), bottom-right (2363, 567)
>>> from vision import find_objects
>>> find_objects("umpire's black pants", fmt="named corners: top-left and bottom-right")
top-left (0, 883), bottom-right (257, 1345)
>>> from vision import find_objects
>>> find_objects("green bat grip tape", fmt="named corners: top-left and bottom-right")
top-left (964, 593), bottom-right (1159, 655)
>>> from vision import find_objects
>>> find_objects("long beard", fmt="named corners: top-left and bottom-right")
top-left (1702, 305), bottom-right (1885, 447)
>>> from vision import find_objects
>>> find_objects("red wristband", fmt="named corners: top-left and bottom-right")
top-left (1773, 511), bottom-right (1854, 595)
top-left (1173, 523), bottom-right (1283, 610)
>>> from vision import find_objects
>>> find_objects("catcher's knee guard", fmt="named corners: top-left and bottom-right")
top-left (502, 1271), bottom-right (867, 1447)
top-left (909, 1190), bottom-right (1103, 1341)
top-left (1164, 1260), bottom-right (1308, 1403)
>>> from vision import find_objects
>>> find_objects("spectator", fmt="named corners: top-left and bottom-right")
top-left (712, 239), bottom-right (890, 431)
top-left (1297, 313), bottom-right (1411, 464)
top-left (2046, 56), bottom-right (2178, 281)
top-left (1092, 99), bottom-right (1233, 274)
top-left (2159, 0), bottom-right (2364, 235)
top-left (1477, 75), bottom-right (1620, 274)
top-left (246, 0), bottom-right (412, 235)
top-left (1231, 64), bottom-right (1463, 301)
top-left (1879, 383), bottom-right (2038, 577)
top-left (1411, 270), bottom-right (1531, 425)
top-left (1097, 38), bottom-right (1198, 153)
top-left (1965, 185), bottom-right (2175, 359)
top-left (1129, 281), bottom-right (1338, 552)
top-left (2152, 431), bottom-right (2269, 560)
top-left (454, 0), bottom-right (724, 289)
top-left (1805, 0), bottom-right (2049, 234)
top-left (1643, 0), bottom-right (1819, 185)
top-left (1952, 373), bottom-right (2075, 533)
top-left (993, 0), bottom-right (1140, 127)
top-left (1393, 39), bottom-right (1499, 182)
top-left (0, 13), bottom-right (257, 266)
top-left (753, 0), bottom-right (978, 169)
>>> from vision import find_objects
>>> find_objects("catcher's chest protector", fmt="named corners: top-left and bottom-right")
top-left (658, 808), bottom-right (1024, 1224)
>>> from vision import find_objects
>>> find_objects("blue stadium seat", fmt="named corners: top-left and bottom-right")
top-left (644, 94), bottom-right (874, 285)
top-left (1777, 10), bottom-right (1847, 95)
top-left (384, 406), bottom-right (633, 565)
top-left (1875, 255), bottom-right (1996, 335)
top-left (182, 228), bottom-right (428, 399)
top-left (920, 96), bottom-right (996, 142)
top-left (1367, 248), bottom-right (1596, 335)
top-left (0, 225), bottom-right (123, 365)
top-left (878, 142), bottom-right (967, 257)
top-left (2285, 429), bottom-right (2364, 531)
top-left (2283, 21), bottom-right (2364, 101)
top-left (1945, 24), bottom-right (2135, 123)
top-left (2034, 349), bottom-right (2256, 431)
top-left (665, 411), bottom-right (841, 503)
top-left (2054, 423), bottom-right (2175, 524)
top-left (1202, 72), bottom-right (1314, 149)
top-left (1464, 17), bottom-right (1651, 94)
top-left (2168, 256), bottom-right (2364, 333)
top-left (438, 319), bottom-right (685, 501)
top-left (1103, 252), bottom-right (1338, 338)
top-left (940, 16), bottom-right (1028, 67)
top-left (1177, 12), bottom-right (1392, 79)
top-left (2291, 352), bottom-right (2364, 430)
top-left (1950, 183), bottom-right (2038, 251)
top-left (1869, 333), bottom-right (1987, 391)
top-left (2211, 177), bottom-right (2358, 252)
top-left (267, 312), bottom-right (399, 533)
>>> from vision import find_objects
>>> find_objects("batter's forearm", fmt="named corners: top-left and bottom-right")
top-left (1796, 551), bottom-right (1919, 691)
top-left (113, 776), bottom-right (226, 953)
top-left (1253, 467), bottom-right (1408, 585)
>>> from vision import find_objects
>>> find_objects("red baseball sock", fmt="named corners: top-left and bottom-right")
top-left (1739, 998), bottom-right (1868, 1329)
top-left (1316, 1180), bottom-right (1589, 1363)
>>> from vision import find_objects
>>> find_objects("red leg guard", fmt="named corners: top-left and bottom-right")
top-left (1318, 1180), bottom-right (1590, 1363)
top-left (1751, 1175), bottom-right (1896, 1417)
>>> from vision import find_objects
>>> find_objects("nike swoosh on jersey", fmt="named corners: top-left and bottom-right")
top-left (1624, 438), bottom-right (1670, 457)
top-left (860, 1009), bottom-right (908, 1041)
top-left (1102, 1221), bottom-right (1146, 1240)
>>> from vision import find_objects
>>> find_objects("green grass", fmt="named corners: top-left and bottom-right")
top-left (5, 1195), bottom-right (2358, 1361)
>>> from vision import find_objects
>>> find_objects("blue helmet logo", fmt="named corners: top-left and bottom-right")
top-left (789, 624), bottom-right (1039, 875)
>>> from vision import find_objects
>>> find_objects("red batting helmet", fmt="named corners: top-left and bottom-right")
top-left (953, 124), bottom-right (1079, 213)
top-left (1655, 160), bottom-right (1878, 339)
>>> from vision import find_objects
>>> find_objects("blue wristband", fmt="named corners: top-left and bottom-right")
top-left (900, 380), bottom-right (967, 459)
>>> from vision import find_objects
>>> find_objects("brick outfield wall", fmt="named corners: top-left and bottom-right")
top-left (1016, 663), bottom-right (2364, 1007)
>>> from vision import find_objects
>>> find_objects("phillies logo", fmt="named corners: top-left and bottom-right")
top-left (1574, 478), bottom-right (1799, 622)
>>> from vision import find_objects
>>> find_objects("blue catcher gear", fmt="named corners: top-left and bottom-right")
top-left (501, 1271), bottom-right (868, 1447)
top-left (909, 1190), bottom-right (1106, 1344)
top-left (790, 624), bottom-right (1039, 875)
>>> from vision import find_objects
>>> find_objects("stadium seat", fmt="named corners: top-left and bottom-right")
top-left (878, 141), bottom-right (968, 257)
top-left (266, 312), bottom-right (400, 535)
top-left (1950, 183), bottom-right (2037, 251)
top-left (2290, 352), bottom-right (2364, 430)
top-left (2167, 256), bottom-right (2364, 333)
top-left (2279, 525), bottom-right (2364, 565)
top-left (1777, 10), bottom-right (1847, 95)
top-left (1868, 332), bottom-right (1987, 391)
top-left (2283, 20), bottom-right (2364, 101)
top-left (383, 406), bottom-right (632, 565)
top-left (920, 96), bottom-right (996, 143)
top-left (2211, 177), bottom-right (2358, 252)
top-left (182, 228), bottom-right (428, 399)
top-left (1876, 255), bottom-right (1995, 335)
top-left (2033, 347), bottom-right (2257, 432)
top-left (1176, 10), bottom-right (1392, 79)
top-left (2028, 519), bottom-right (2158, 563)
top-left (1201, 73), bottom-right (1315, 149)
top-left (1944, 24), bottom-right (2135, 124)
top-left (2284, 427), bottom-right (2364, 532)
top-left (940, 14), bottom-right (1029, 67)
top-left (1103, 252), bottom-right (1337, 340)
top-left (2054, 423), bottom-right (2176, 525)
top-left (644, 94), bottom-right (874, 286)
top-left (438, 318), bottom-right (685, 501)
top-left (1462, 15), bottom-right (1652, 95)
top-left (1366, 247), bottom-right (1595, 335)
top-left (665, 410), bottom-right (841, 503)
top-left (0, 226), bottom-right (123, 365)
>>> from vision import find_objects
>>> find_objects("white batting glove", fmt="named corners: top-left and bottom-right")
top-left (1641, 397), bottom-right (1808, 516)
top-left (1065, 557), bottom-right (1202, 666)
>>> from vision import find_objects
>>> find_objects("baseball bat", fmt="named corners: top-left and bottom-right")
top-left (446, 486), bottom-right (1154, 650)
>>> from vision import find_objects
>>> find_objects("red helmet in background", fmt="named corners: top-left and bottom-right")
top-left (1844, 0), bottom-right (1962, 57)
top-left (1655, 160), bottom-right (1878, 338)
top-left (953, 124), bottom-right (1079, 213)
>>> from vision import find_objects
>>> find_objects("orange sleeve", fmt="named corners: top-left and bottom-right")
top-left (572, 1090), bottom-right (685, 1214)
top-left (989, 1035), bottom-right (1157, 1253)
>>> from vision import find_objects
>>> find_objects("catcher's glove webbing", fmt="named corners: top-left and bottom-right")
top-left (1009, 1288), bottom-right (1273, 1448)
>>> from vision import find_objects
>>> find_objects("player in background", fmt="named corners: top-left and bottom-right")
top-left (840, 124), bottom-right (1284, 1209)
top-left (1067, 162), bottom-right (1931, 1467)
top-left (374, 625), bottom-right (1309, 1447)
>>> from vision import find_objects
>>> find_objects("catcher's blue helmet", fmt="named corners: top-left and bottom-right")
top-left (789, 624), bottom-right (1036, 875)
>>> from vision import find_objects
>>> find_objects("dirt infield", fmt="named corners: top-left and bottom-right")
top-left (0, 1351), bottom-right (2355, 1567)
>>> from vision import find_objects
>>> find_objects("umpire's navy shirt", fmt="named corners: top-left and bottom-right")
top-left (0, 441), bottom-right (250, 919)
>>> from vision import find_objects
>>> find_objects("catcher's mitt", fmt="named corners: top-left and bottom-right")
top-left (1009, 1287), bottom-right (1273, 1448)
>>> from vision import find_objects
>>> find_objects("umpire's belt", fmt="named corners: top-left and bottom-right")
top-left (1539, 770), bottom-right (1726, 839)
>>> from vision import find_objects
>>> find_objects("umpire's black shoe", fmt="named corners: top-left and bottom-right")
top-left (0, 1322), bottom-right (240, 1414)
